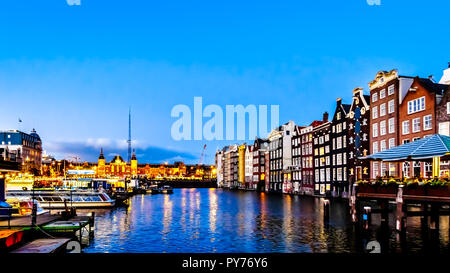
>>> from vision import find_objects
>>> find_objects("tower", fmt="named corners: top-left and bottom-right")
top-left (128, 107), bottom-right (132, 163)
top-left (131, 149), bottom-right (138, 177)
top-left (98, 148), bottom-right (105, 177)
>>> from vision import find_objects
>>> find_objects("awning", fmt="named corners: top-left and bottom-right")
top-left (361, 134), bottom-right (450, 162)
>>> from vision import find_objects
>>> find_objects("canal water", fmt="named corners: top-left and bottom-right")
top-left (83, 188), bottom-right (450, 253)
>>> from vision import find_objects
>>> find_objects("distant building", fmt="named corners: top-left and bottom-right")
top-left (291, 126), bottom-right (304, 194)
top-left (215, 149), bottom-right (224, 187)
top-left (313, 114), bottom-right (331, 196)
top-left (267, 120), bottom-right (296, 193)
top-left (253, 138), bottom-right (268, 192)
top-left (0, 129), bottom-right (42, 175)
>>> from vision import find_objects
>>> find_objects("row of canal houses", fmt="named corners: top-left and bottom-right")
top-left (216, 65), bottom-right (450, 198)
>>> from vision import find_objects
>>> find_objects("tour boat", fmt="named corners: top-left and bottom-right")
top-left (6, 190), bottom-right (116, 209)
top-left (160, 185), bottom-right (173, 194)
top-left (146, 185), bottom-right (160, 194)
top-left (5, 199), bottom-right (49, 216)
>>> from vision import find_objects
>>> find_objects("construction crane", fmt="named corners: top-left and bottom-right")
top-left (196, 144), bottom-right (207, 177)
top-left (198, 144), bottom-right (207, 166)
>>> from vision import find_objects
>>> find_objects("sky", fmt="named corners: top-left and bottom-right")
top-left (0, 0), bottom-right (449, 164)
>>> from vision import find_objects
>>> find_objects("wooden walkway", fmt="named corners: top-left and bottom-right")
top-left (0, 214), bottom-right (59, 229)
top-left (10, 238), bottom-right (71, 253)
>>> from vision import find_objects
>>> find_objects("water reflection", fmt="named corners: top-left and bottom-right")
top-left (83, 189), bottom-right (450, 253)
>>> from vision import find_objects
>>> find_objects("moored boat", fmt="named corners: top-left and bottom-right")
top-left (146, 185), bottom-right (160, 194)
top-left (160, 185), bottom-right (173, 194)
top-left (6, 190), bottom-right (116, 209)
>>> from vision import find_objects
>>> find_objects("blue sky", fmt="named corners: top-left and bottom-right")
top-left (0, 0), bottom-right (449, 164)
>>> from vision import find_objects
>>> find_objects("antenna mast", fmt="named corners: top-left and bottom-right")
top-left (128, 107), bottom-right (132, 163)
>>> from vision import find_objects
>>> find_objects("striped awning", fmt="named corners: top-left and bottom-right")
top-left (361, 134), bottom-right (450, 162)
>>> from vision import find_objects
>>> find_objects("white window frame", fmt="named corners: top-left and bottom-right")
top-left (373, 123), bottom-right (378, 137)
top-left (412, 118), bottom-right (421, 133)
top-left (380, 89), bottom-right (386, 99)
top-left (380, 120), bottom-right (386, 136)
top-left (388, 99), bottom-right (395, 114)
top-left (388, 118), bottom-right (395, 134)
top-left (372, 106), bottom-right (378, 119)
top-left (402, 120), bottom-right (410, 135)
top-left (423, 115), bottom-right (432, 131)
top-left (388, 84), bottom-right (395, 96)
top-left (380, 103), bottom-right (386, 116)
top-left (372, 93), bottom-right (378, 102)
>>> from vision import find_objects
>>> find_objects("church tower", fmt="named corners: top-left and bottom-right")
top-left (131, 149), bottom-right (138, 177)
top-left (98, 148), bottom-right (106, 177)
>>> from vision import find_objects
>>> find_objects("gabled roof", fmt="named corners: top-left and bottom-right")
top-left (416, 77), bottom-right (448, 95)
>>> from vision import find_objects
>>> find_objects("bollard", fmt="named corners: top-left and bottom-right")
top-left (363, 206), bottom-right (371, 229)
top-left (323, 199), bottom-right (330, 223)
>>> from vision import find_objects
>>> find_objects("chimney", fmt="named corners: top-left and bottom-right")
top-left (439, 63), bottom-right (450, 85)
top-left (323, 112), bottom-right (329, 122)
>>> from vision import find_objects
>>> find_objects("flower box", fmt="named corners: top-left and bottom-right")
top-left (375, 184), bottom-right (398, 195)
top-left (404, 185), bottom-right (425, 196)
top-left (357, 183), bottom-right (376, 194)
top-left (425, 185), bottom-right (450, 197)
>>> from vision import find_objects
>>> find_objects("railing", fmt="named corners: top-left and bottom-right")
top-left (0, 207), bottom-right (13, 228)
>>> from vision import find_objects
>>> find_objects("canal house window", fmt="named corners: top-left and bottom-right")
top-left (389, 138), bottom-right (395, 149)
top-left (373, 123), bottom-right (378, 137)
top-left (413, 118), bottom-right (421, 133)
top-left (389, 163), bottom-right (396, 176)
top-left (388, 99), bottom-right (395, 114)
top-left (408, 96), bottom-right (426, 114)
top-left (380, 103), bottom-right (386, 116)
top-left (380, 120), bottom-right (386, 136)
top-left (402, 120), bottom-right (410, 135)
top-left (373, 162), bottom-right (379, 178)
top-left (381, 164), bottom-right (387, 177)
top-left (372, 93), bottom-right (378, 102)
top-left (447, 102), bottom-right (450, 114)
top-left (403, 162), bottom-right (410, 178)
top-left (423, 115), bottom-right (432, 130)
top-left (425, 162), bottom-right (432, 176)
top-left (388, 118), bottom-right (395, 134)
top-left (380, 140), bottom-right (386, 151)
top-left (388, 84), bottom-right (395, 95)
top-left (373, 142), bottom-right (378, 153)
top-left (380, 89), bottom-right (386, 99)
top-left (372, 106), bottom-right (378, 119)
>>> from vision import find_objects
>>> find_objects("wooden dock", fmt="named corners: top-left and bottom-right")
top-left (0, 214), bottom-right (60, 229)
top-left (11, 238), bottom-right (71, 253)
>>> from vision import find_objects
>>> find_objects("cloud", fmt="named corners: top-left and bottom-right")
top-left (66, 0), bottom-right (81, 6)
top-left (44, 138), bottom-right (198, 164)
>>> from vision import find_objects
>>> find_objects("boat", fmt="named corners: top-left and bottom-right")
top-left (6, 190), bottom-right (116, 209)
top-left (4, 199), bottom-right (49, 216)
top-left (160, 185), bottom-right (173, 194)
top-left (146, 185), bottom-right (160, 194)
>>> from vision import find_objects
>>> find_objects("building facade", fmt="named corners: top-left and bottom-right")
top-left (347, 87), bottom-right (371, 192)
top-left (313, 115), bottom-right (331, 196)
top-left (399, 77), bottom-right (448, 178)
top-left (267, 121), bottom-right (296, 193)
top-left (253, 138), bottom-right (269, 192)
top-left (0, 129), bottom-right (42, 175)
top-left (330, 99), bottom-right (351, 198)
top-left (369, 70), bottom-right (414, 179)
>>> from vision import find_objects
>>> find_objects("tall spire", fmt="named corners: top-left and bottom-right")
top-left (127, 107), bottom-right (132, 163)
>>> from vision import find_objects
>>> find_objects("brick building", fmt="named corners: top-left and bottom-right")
top-left (369, 70), bottom-right (414, 179)
top-left (399, 77), bottom-right (449, 178)
top-left (313, 114), bottom-right (331, 196)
